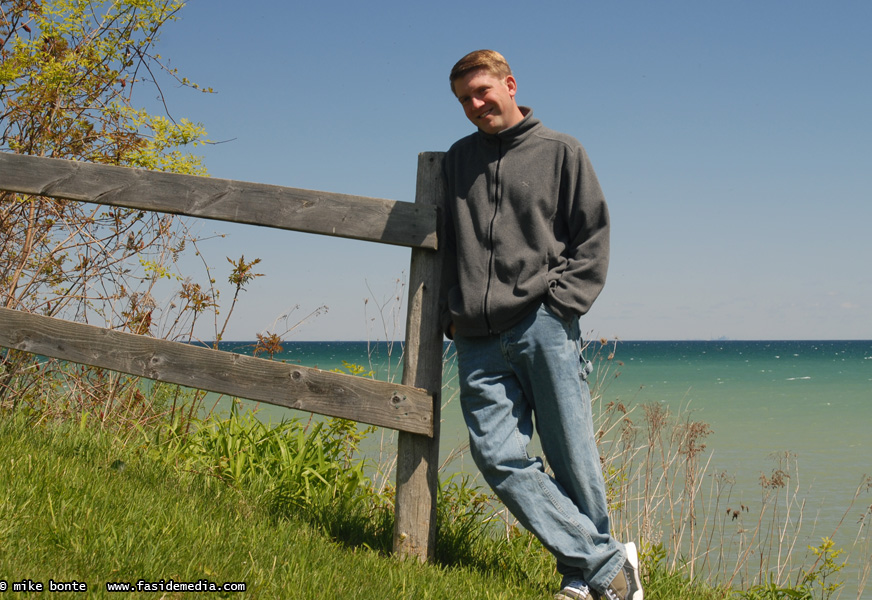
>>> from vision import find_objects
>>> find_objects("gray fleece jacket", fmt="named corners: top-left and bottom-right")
top-left (440, 108), bottom-right (610, 338)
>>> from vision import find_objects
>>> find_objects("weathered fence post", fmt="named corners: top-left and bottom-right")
top-left (393, 152), bottom-right (445, 561)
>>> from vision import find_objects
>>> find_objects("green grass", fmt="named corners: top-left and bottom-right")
top-left (5, 396), bottom-right (846, 600)
top-left (0, 413), bottom-right (559, 599)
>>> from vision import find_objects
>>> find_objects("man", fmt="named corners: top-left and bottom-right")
top-left (439, 49), bottom-right (643, 600)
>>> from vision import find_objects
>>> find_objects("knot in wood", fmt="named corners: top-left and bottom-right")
top-left (291, 370), bottom-right (303, 381)
top-left (391, 394), bottom-right (403, 405)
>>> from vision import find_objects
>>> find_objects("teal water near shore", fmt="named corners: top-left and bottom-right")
top-left (211, 339), bottom-right (871, 595)
top-left (213, 339), bottom-right (870, 482)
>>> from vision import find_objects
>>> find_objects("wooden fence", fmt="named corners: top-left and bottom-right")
top-left (0, 151), bottom-right (446, 561)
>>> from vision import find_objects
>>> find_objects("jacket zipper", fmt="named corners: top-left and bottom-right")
top-left (483, 138), bottom-right (502, 334)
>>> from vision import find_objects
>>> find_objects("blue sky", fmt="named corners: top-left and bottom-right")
top-left (149, 0), bottom-right (870, 341)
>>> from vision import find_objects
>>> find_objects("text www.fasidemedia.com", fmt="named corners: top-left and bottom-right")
top-left (1, 578), bottom-right (246, 593)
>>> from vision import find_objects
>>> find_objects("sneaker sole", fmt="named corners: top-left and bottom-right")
top-left (624, 542), bottom-right (644, 600)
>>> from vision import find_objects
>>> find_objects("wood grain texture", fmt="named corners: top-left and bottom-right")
top-left (393, 151), bottom-right (446, 561)
top-left (0, 307), bottom-right (433, 435)
top-left (0, 153), bottom-right (437, 249)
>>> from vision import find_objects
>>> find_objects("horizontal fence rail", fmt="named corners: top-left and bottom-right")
top-left (0, 307), bottom-right (434, 435)
top-left (0, 153), bottom-right (438, 250)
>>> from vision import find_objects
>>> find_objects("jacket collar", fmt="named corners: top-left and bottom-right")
top-left (478, 107), bottom-right (539, 146)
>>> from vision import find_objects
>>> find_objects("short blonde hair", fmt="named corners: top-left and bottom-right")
top-left (449, 49), bottom-right (513, 95)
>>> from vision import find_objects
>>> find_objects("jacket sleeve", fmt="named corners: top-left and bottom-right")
top-left (546, 144), bottom-right (610, 321)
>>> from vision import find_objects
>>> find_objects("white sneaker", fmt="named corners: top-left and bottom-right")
top-left (601, 542), bottom-right (644, 600)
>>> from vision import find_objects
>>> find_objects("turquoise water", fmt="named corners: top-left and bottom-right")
top-left (597, 342), bottom-right (871, 547)
top-left (215, 339), bottom-right (870, 478)
top-left (213, 339), bottom-right (871, 595)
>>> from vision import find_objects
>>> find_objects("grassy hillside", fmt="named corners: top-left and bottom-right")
top-left (0, 413), bottom-right (554, 599)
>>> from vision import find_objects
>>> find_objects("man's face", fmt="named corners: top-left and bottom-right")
top-left (454, 69), bottom-right (523, 134)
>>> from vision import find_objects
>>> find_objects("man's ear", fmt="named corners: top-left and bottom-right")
top-left (505, 75), bottom-right (518, 98)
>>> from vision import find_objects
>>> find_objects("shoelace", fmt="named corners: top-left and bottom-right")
top-left (556, 586), bottom-right (592, 600)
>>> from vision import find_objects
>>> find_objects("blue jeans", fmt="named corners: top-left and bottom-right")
top-left (453, 304), bottom-right (624, 591)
